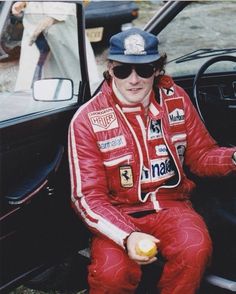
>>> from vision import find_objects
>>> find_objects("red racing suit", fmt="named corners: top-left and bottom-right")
top-left (68, 75), bottom-right (236, 248)
top-left (69, 76), bottom-right (236, 293)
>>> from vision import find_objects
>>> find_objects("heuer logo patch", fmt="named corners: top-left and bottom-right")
top-left (165, 98), bottom-right (185, 126)
top-left (120, 166), bottom-right (133, 188)
top-left (88, 108), bottom-right (118, 132)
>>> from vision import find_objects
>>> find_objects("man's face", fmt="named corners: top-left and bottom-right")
top-left (109, 61), bottom-right (159, 105)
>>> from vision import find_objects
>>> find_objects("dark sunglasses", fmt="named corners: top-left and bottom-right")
top-left (112, 63), bottom-right (156, 79)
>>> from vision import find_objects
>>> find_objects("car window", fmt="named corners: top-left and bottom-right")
top-left (0, 1), bottom-right (140, 123)
top-left (158, 2), bottom-right (236, 76)
top-left (0, 2), bottom-right (85, 122)
top-left (1, 2), bottom-right (83, 89)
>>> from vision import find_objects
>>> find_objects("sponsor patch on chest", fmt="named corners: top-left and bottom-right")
top-left (88, 108), bottom-right (118, 132)
top-left (148, 120), bottom-right (162, 140)
top-left (162, 87), bottom-right (174, 96)
top-left (176, 143), bottom-right (186, 165)
top-left (120, 166), bottom-right (134, 188)
top-left (97, 135), bottom-right (126, 152)
top-left (165, 97), bottom-right (185, 126)
top-left (141, 158), bottom-right (175, 183)
top-left (155, 144), bottom-right (168, 156)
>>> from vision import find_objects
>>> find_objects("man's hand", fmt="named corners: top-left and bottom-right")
top-left (12, 1), bottom-right (26, 16)
top-left (29, 16), bottom-right (58, 46)
top-left (126, 232), bottom-right (160, 265)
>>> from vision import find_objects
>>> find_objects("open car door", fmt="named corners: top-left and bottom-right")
top-left (0, 2), bottom-right (93, 292)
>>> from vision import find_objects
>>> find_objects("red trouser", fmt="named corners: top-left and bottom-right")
top-left (88, 206), bottom-right (212, 294)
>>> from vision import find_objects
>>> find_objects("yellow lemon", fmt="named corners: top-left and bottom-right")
top-left (136, 239), bottom-right (157, 258)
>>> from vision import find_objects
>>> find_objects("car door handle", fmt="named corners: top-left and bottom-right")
top-left (5, 145), bottom-right (64, 205)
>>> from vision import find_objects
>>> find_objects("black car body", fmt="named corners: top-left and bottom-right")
top-left (85, 1), bottom-right (139, 43)
top-left (0, 1), bottom-right (235, 293)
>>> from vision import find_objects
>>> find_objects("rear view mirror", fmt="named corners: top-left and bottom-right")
top-left (33, 78), bottom-right (73, 101)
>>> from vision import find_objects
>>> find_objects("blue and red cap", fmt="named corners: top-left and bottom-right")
top-left (108, 27), bottom-right (160, 64)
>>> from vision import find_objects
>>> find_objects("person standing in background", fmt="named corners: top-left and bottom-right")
top-left (12, 1), bottom-right (99, 93)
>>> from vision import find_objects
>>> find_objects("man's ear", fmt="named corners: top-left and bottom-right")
top-left (108, 62), bottom-right (114, 77)
top-left (154, 69), bottom-right (160, 77)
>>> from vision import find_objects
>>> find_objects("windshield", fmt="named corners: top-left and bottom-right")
top-left (158, 1), bottom-right (236, 76)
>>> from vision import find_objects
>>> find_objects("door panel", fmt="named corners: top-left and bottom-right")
top-left (0, 106), bottom-right (89, 291)
top-left (0, 1), bottom-right (91, 290)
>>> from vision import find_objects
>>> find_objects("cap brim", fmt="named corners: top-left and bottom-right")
top-left (108, 54), bottom-right (161, 64)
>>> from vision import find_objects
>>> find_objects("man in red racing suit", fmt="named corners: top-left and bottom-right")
top-left (68, 28), bottom-right (236, 294)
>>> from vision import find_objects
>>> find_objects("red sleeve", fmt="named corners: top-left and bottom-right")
top-left (181, 87), bottom-right (236, 177)
top-left (68, 108), bottom-right (138, 248)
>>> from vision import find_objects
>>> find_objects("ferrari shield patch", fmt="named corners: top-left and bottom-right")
top-left (120, 166), bottom-right (133, 188)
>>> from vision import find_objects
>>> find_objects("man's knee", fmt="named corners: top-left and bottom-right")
top-left (160, 214), bottom-right (212, 274)
top-left (183, 217), bottom-right (213, 269)
top-left (89, 237), bottom-right (142, 291)
top-left (88, 262), bottom-right (141, 291)
top-left (167, 227), bottom-right (212, 277)
top-left (158, 231), bottom-right (212, 293)
top-left (181, 236), bottom-right (212, 270)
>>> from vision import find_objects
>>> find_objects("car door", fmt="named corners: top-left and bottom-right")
top-left (0, 2), bottom-right (93, 292)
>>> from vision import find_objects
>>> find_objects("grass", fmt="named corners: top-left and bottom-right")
top-left (9, 286), bottom-right (88, 294)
